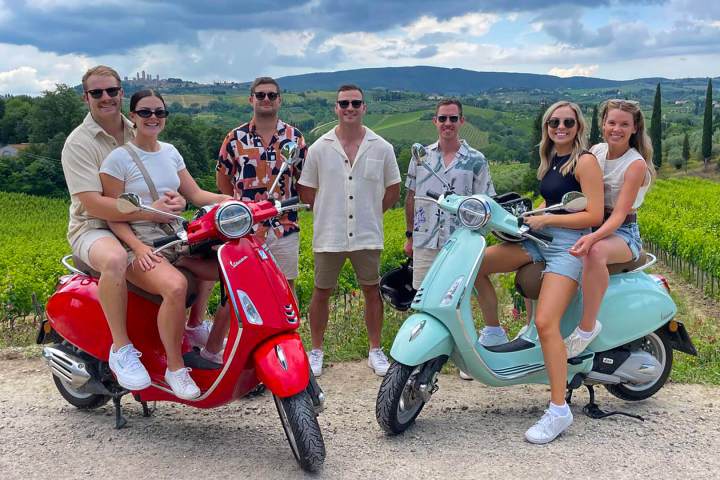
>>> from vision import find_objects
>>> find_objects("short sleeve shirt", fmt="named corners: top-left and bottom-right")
top-left (61, 112), bottom-right (135, 245)
top-left (299, 127), bottom-right (401, 252)
top-left (405, 140), bottom-right (495, 249)
top-left (216, 119), bottom-right (306, 237)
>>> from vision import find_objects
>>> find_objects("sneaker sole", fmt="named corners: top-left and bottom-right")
top-left (110, 368), bottom-right (151, 391)
top-left (367, 361), bottom-right (388, 377)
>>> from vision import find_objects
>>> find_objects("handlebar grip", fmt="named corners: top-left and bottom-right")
top-left (531, 231), bottom-right (554, 243)
top-left (426, 190), bottom-right (441, 200)
top-left (152, 234), bottom-right (179, 248)
top-left (280, 197), bottom-right (300, 208)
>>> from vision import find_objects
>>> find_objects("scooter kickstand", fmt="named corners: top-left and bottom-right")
top-left (582, 385), bottom-right (644, 422)
top-left (112, 395), bottom-right (128, 429)
top-left (141, 401), bottom-right (156, 417)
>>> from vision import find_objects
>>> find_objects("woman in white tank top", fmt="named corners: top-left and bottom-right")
top-left (565, 99), bottom-right (656, 357)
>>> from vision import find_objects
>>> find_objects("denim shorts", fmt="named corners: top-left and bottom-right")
top-left (520, 225), bottom-right (590, 283)
top-left (611, 222), bottom-right (642, 261)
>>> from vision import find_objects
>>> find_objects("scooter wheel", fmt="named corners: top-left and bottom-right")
top-left (605, 330), bottom-right (673, 401)
top-left (52, 375), bottom-right (111, 409)
top-left (273, 391), bottom-right (326, 473)
top-left (376, 361), bottom-right (428, 435)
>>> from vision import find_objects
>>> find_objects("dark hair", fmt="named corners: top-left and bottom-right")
top-left (435, 98), bottom-right (463, 117)
top-left (130, 89), bottom-right (166, 112)
top-left (337, 84), bottom-right (364, 99)
top-left (250, 76), bottom-right (280, 94)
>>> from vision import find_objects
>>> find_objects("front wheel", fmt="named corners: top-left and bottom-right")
top-left (376, 360), bottom-right (433, 434)
top-left (52, 375), bottom-right (110, 409)
top-left (605, 330), bottom-right (673, 401)
top-left (273, 391), bottom-right (326, 473)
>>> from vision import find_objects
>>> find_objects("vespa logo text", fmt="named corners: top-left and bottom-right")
top-left (230, 256), bottom-right (248, 268)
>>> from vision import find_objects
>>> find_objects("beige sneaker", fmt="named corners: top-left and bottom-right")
top-left (564, 321), bottom-right (603, 358)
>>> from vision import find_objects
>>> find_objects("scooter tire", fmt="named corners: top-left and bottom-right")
top-left (52, 375), bottom-right (111, 410)
top-left (605, 330), bottom-right (673, 401)
top-left (273, 390), bottom-right (326, 473)
top-left (376, 361), bottom-right (427, 435)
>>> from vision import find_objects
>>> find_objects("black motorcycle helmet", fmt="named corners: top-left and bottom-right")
top-left (380, 258), bottom-right (416, 311)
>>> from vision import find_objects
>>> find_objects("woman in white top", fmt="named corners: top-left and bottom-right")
top-left (100, 90), bottom-right (230, 400)
top-left (566, 99), bottom-right (655, 357)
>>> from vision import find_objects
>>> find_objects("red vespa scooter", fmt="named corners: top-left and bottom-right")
top-left (36, 143), bottom-right (326, 472)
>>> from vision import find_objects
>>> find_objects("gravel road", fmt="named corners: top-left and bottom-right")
top-left (1, 357), bottom-right (718, 480)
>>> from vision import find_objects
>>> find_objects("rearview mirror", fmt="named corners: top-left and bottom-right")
top-left (561, 191), bottom-right (587, 212)
top-left (117, 192), bottom-right (142, 214)
top-left (281, 141), bottom-right (300, 166)
top-left (411, 143), bottom-right (428, 166)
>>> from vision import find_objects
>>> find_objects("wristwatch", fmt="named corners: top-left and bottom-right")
top-left (405, 230), bottom-right (413, 238)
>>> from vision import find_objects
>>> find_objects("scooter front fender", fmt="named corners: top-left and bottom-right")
top-left (252, 333), bottom-right (309, 398)
top-left (390, 313), bottom-right (453, 366)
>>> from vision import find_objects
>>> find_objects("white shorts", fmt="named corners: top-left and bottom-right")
top-left (264, 231), bottom-right (300, 280)
top-left (70, 228), bottom-right (118, 269)
top-left (412, 247), bottom-right (441, 290)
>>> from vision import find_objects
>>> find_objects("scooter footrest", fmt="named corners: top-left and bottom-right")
top-left (183, 349), bottom-right (222, 370)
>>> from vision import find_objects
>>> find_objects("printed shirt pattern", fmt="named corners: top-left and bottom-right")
top-left (217, 119), bottom-right (307, 237)
top-left (405, 140), bottom-right (496, 249)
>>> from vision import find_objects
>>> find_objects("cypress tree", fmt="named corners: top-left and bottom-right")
top-left (589, 104), bottom-right (600, 146)
top-left (702, 78), bottom-right (713, 168)
top-left (682, 132), bottom-right (690, 171)
top-left (650, 83), bottom-right (662, 168)
top-left (529, 105), bottom-right (543, 170)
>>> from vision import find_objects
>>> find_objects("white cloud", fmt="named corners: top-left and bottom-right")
top-left (404, 12), bottom-right (499, 39)
top-left (0, 66), bottom-right (57, 95)
top-left (0, 1), bottom-right (12, 23)
top-left (548, 64), bottom-right (600, 77)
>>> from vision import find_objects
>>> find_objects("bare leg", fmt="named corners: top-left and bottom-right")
top-left (534, 273), bottom-right (578, 405)
top-left (308, 287), bottom-right (333, 350)
top-left (206, 303), bottom-right (230, 354)
top-left (579, 236), bottom-right (632, 331)
top-left (187, 280), bottom-right (214, 328)
top-left (361, 284), bottom-right (383, 349)
top-left (475, 243), bottom-right (533, 327)
top-left (88, 238), bottom-right (130, 349)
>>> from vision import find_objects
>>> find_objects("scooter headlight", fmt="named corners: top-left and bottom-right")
top-left (215, 201), bottom-right (253, 238)
top-left (457, 197), bottom-right (491, 230)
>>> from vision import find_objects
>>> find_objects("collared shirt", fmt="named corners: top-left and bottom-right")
top-left (406, 140), bottom-right (495, 249)
top-left (299, 127), bottom-right (401, 252)
top-left (216, 119), bottom-right (307, 237)
top-left (61, 112), bottom-right (135, 245)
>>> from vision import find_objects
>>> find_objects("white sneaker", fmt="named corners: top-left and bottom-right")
top-left (368, 348), bottom-right (390, 376)
top-left (458, 369), bottom-right (473, 380)
top-left (109, 344), bottom-right (151, 390)
top-left (564, 321), bottom-right (603, 358)
top-left (479, 328), bottom-right (509, 347)
top-left (525, 408), bottom-right (574, 444)
top-left (200, 347), bottom-right (223, 365)
top-left (308, 349), bottom-right (324, 377)
top-left (185, 320), bottom-right (212, 348)
top-left (513, 324), bottom-right (529, 340)
top-left (165, 367), bottom-right (201, 400)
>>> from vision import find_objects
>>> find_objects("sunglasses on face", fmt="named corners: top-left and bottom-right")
top-left (133, 108), bottom-right (169, 119)
top-left (547, 118), bottom-right (576, 129)
top-left (86, 87), bottom-right (121, 99)
top-left (436, 115), bottom-right (460, 123)
top-left (337, 99), bottom-right (363, 109)
top-left (253, 91), bottom-right (279, 101)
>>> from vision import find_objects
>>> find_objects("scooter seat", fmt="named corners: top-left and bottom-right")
top-left (72, 256), bottom-right (199, 308)
top-left (515, 251), bottom-right (650, 300)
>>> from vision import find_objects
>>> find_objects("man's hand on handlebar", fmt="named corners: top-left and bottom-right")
top-left (522, 214), bottom-right (551, 231)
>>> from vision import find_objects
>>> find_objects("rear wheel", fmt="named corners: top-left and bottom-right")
top-left (52, 374), bottom-right (110, 409)
top-left (273, 391), bottom-right (326, 473)
top-left (376, 361), bottom-right (435, 434)
top-left (605, 330), bottom-right (673, 401)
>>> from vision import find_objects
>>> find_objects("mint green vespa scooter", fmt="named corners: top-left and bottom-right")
top-left (376, 144), bottom-right (697, 434)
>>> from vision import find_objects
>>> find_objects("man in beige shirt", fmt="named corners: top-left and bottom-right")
top-left (61, 65), bottom-right (184, 390)
top-left (298, 84), bottom-right (401, 377)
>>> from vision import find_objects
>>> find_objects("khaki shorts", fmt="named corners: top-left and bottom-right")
top-left (314, 250), bottom-right (381, 290)
top-left (412, 247), bottom-right (441, 290)
top-left (70, 227), bottom-right (118, 269)
top-left (264, 231), bottom-right (300, 280)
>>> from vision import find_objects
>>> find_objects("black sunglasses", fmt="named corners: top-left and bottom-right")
top-left (253, 91), bottom-right (279, 101)
top-left (86, 87), bottom-right (121, 99)
top-left (437, 115), bottom-right (460, 123)
top-left (133, 108), bottom-right (169, 119)
top-left (337, 99), bottom-right (363, 109)
top-left (547, 118), bottom-right (576, 129)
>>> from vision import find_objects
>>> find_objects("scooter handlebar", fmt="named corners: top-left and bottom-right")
top-left (426, 190), bottom-right (441, 200)
top-left (152, 233), bottom-right (180, 248)
top-left (280, 197), bottom-right (300, 208)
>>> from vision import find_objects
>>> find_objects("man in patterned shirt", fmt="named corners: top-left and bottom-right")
top-left (404, 99), bottom-right (507, 370)
top-left (216, 76), bottom-right (307, 289)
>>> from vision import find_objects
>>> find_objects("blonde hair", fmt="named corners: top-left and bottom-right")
top-left (599, 99), bottom-right (656, 179)
top-left (537, 101), bottom-right (588, 179)
top-left (81, 65), bottom-right (121, 90)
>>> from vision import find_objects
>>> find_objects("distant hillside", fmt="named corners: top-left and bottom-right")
top-left (270, 66), bottom-right (623, 94)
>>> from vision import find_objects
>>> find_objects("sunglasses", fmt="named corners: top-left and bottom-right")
top-left (436, 115), bottom-right (460, 123)
top-left (547, 118), bottom-right (576, 129)
top-left (133, 108), bottom-right (169, 119)
top-left (253, 91), bottom-right (279, 101)
top-left (86, 87), bottom-right (121, 99)
top-left (337, 99), bottom-right (363, 109)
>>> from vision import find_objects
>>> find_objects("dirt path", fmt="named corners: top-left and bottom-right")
top-left (1, 358), bottom-right (718, 480)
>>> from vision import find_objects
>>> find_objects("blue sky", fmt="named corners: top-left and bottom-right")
top-left (0, 0), bottom-right (718, 95)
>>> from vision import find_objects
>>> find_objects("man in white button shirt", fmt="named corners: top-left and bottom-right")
top-left (298, 84), bottom-right (401, 377)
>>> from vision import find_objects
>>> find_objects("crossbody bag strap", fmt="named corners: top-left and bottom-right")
top-left (122, 144), bottom-right (176, 235)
